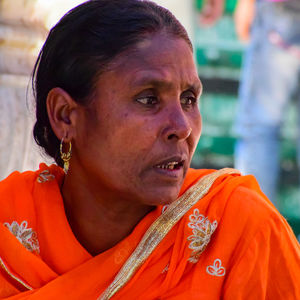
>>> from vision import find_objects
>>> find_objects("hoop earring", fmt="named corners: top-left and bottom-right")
top-left (60, 138), bottom-right (72, 174)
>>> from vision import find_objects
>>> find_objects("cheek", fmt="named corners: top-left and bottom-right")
top-left (191, 111), bottom-right (202, 140)
top-left (198, 113), bottom-right (202, 136)
top-left (106, 115), bottom-right (157, 159)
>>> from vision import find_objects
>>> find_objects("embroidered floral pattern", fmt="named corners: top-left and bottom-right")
top-left (114, 248), bottom-right (129, 265)
top-left (37, 170), bottom-right (55, 183)
top-left (187, 209), bottom-right (217, 263)
top-left (3, 221), bottom-right (40, 254)
top-left (206, 259), bottom-right (226, 277)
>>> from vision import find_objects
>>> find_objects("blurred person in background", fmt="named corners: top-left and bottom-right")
top-left (201, 0), bottom-right (300, 205)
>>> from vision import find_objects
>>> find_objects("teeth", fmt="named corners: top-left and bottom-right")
top-left (157, 161), bottom-right (179, 170)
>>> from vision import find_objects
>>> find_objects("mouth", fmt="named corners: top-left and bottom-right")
top-left (155, 160), bottom-right (184, 170)
top-left (154, 156), bottom-right (186, 172)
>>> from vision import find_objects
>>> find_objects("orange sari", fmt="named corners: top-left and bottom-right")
top-left (0, 164), bottom-right (299, 299)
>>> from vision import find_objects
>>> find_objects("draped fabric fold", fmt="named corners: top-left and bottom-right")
top-left (0, 164), bottom-right (299, 299)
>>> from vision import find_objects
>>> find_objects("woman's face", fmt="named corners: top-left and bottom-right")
top-left (73, 33), bottom-right (202, 206)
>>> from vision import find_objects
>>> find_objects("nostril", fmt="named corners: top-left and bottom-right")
top-left (168, 133), bottom-right (177, 140)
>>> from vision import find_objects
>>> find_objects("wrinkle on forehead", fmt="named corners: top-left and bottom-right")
top-left (101, 32), bottom-right (200, 92)
top-left (107, 32), bottom-right (192, 70)
top-left (129, 70), bottom-right (201, 95)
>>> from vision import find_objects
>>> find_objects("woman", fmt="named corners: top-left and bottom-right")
top-left (0, 0), bottom-right (299, 299)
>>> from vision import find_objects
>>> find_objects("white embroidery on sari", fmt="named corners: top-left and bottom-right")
top-left (187, 209), bottom-right (217, 263)
top-left (161, 263), bottom-right (169, 274)
top-left (37, 170), bottom-right (55, 183)
top-left (3, 221), bottom-right (40, 254)
top-left (206, 258), bottom-right (225, 276)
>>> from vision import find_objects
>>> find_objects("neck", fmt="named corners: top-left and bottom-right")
top-left (62, 170), bottom-right (154, 256)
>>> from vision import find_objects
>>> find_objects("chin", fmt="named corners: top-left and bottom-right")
top-left (144, 189), bottom-right (180, 207)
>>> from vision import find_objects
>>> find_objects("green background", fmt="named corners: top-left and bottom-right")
top-left (193, 0), bottom-right (300, 238)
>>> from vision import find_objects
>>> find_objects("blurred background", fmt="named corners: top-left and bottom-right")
top-left (192, 0), bottom-right (300, 238)
top-left (0, 0), bottom-right (299, 237)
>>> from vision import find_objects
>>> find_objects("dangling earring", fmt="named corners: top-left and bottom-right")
top-left (60, 137), bottom-right (72, 174)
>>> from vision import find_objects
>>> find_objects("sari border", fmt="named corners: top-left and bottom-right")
top-left (0, 256), bottom-right (33, 290)
top-left (99, 168), bottom-right (240, 300)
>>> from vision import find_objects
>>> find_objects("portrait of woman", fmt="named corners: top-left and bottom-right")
top-left (0, 0), bottom-right (299, 299)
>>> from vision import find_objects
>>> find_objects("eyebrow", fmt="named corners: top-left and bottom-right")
top-left (131, 76), bottom-right (173, 90)
top-left (131, 75), bottom-right (203, 94)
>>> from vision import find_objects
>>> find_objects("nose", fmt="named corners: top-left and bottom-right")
top-left (161, 104), bottom-right (192, 142)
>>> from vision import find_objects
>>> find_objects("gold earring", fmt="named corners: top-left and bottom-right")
top-left (60, 137), bottom-right (72, 174)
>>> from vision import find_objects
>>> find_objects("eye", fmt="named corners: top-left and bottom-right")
top-left (136, 96), bottom-right (158, 106)
top-left (180, 92), bottom-right (198, 108)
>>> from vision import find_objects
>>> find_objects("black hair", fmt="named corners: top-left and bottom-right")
top-left (32, 0), bottom-right (192, 166)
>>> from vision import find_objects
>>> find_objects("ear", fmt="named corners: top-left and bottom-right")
top-left (46, 87), bottom-right (78, 142)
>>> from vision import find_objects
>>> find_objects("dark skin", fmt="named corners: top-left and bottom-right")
top-left (47, 33), bottom-right (202, 255)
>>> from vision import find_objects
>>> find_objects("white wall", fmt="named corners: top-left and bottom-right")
top-left (151, 0), bottom-right (195, 42)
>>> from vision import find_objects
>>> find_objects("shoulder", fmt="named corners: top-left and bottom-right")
top-left (213, 172), bottom-right (286, 234)
top-left (0, 164), bottom-right (63, 221)
top-left (0, 163), bottom-right (64, 193)
top-left (187, 168), bottom-right (276, 220)
top-left (0, 169), bottom-right (37, 209)
top-left (224, 180), bottom-right (288, 235)
top-left (185, 169), bottom-right (294, 245)
top-left (219, 186), bottom-right (300, 299)
top-left (225, 183), bottom-right (277, 225)
top-left (205, 173), bottom-right (299, 260)
top-left (230, 185), bottom-right (299, 248)
top-left (178, 169), bottom-right (299, 297)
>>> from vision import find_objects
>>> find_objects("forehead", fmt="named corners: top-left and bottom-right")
top-left (105, 33), bottom-right (199, 89)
